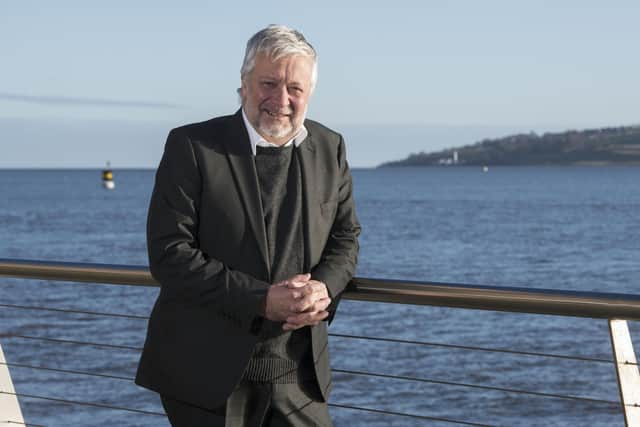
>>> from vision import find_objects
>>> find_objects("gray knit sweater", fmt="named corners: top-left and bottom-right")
top-left (243, 145), bottom-right (314, 384)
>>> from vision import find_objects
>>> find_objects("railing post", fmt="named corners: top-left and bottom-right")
top-left (0, 342), bottom-right (25, 426)
top-left (609, 319), bottom-right (640, 427)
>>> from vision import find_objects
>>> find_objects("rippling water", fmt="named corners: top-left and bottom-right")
top-left (1, 167), bottom-right (639, 426)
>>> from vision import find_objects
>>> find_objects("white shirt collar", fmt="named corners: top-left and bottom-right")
top-left (241, 108), bottom-right (308, 156)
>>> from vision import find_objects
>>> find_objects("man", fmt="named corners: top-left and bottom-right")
top-left (136, 25), bottom-right (361, 426)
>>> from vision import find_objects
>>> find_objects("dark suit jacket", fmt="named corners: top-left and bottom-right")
top-left (135, 110), bottom-right (361, 410)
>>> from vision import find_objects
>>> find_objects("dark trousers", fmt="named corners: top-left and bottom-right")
top-left (161, 381), bottom-right (332, 427)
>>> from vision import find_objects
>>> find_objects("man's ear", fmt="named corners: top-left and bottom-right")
top-left (237, 82), bottom-right (246, 106)
top-left (240, 79), bottom-right (247, 99)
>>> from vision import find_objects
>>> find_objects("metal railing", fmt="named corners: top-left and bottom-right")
top-left (3, 258), bottom-right (640, 319)
top-left (1, 258), bottom-right (639, 426)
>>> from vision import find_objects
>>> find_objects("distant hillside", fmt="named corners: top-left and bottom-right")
top-left (379, 125), bottom-right (640, 167)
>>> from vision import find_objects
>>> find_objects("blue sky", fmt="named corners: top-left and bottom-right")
top-left (2, 1), bottom-right (639, 167)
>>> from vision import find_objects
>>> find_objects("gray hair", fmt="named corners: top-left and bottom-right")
top-left (240, 25), bottom-right (318, 90)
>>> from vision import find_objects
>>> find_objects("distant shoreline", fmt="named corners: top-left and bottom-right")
top-left (3, 164), bottom-right (640, 171)
top-left (379, 162), bottom-right (640, 168)
top-left (379, 124), bottom-right (640, 167)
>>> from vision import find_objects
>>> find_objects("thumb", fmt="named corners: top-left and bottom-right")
top-left (286, 273), bottom-right (311, 288)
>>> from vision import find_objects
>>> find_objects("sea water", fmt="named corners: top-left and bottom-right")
top-left (1, 166), bottom-right (639, 426)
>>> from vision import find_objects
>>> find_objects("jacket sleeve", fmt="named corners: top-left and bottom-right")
top-left (146, 128), bottom-right (269, 328)
top-left (310, 136), bottom-right (361, 322)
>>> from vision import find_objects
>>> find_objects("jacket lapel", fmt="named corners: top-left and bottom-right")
top-left (297, 132), bottom-right (318, 273)
top-left (223, 111), bottom-right (270, 278)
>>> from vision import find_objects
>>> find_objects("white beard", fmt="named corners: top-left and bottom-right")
top-left (259, 105), bottom-right (308, 142)
top-left (258, 119), bottom-right (294, 140)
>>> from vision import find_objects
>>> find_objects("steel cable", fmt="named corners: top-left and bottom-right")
top-left (0, 361), bottom-right (132, 382)
top-left (0, 391), bottom-right (165, 417)
top-left (3, 360), bottom-right (623, 408)
top-left (0, 303), bottom-right (148, 320)
top-left (0, 305), bottom-right (624, 367)
top-left (4, 334), bottom-right (142, 352)
top-left (1, 305), bottom-right (628, 366)
top-left (0, 389), bottom-right (497, 426)
top-left (328, 402), bottom-right (498, 427)
top-left (7, 332), bottom-right (628, 368)
top-left (333, 368), bottom-right (621, 407)
top-left (0, 364), bottom-right (498, 425)
top-left (0, 421), bottom-right (46, 427)
top-left (330, 332), bottom-right (614, 364)
top-left (0, 367), bottom-right (499, 425)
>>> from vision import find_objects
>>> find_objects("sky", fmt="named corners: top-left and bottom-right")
top-left (1, 1), bottom-right (639, 168)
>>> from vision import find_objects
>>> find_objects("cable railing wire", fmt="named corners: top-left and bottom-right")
top-left (3, 358), bottom-right (621, 408)
top-left (1, 305), bottom-right (623, 366)
top-left (5, 330), bottom-right (628, 368)
top-left (0, 303), bottom-right (148, 320)
top-left (332, 368), bottom-right (622, 407)
top-left (3, 260), bottom-right (640, 424)
top-left (0, 388), bottom-right (497, 427)
top-left (9, 333), bottom-right (639, 407)
top-left (2, 363), bottom-right (502, 425)
top-left (1, 338), bottom-right (630, 422)
top-left (1, 363), bottom-right (503, 426)
top-left (0, 391), bottom-right (165, 417)
top-left (0, 362), bottom-right (497, 426)
top-left (328, 402), bottom-right (499, 427)
top-left (329, 332), bottom-right (615, 364)
top-left (0, 420), bottom-right (46, 427)
top-left (4, 334), bottom-right (142, 352)
top-left (1, 361), bottom-right (132, 382)
top-left (1, 304), bottom-right (634, 409)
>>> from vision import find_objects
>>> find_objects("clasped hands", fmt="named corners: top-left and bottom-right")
top-left (264, 273), bottom-right (331, 330)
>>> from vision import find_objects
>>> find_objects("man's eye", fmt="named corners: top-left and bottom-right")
top-left (262, 81), bottom-right (275, 88)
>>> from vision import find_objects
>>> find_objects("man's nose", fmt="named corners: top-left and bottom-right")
top-left (272, 84), bottom-right (289, 107)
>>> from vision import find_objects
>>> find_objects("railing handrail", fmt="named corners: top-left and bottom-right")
top-left (1, 257), bottom-right (640, 320)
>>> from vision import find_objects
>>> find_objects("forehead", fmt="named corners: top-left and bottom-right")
top-left (252, 53), bottom-right (314, 82)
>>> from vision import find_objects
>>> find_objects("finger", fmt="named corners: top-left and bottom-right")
top-left (289, 286), bottom-right (314, 301)
top-left (291, 284), bottom-right (314, 299)
top-left (282, 314), bottom-right (327, 330)
top-left (291, 273), bottom-right (311, 282)
top-left (285, 313), bottom-right (308, 326)
top-left (290, 299), bottom-right (309, 313)
top-left (301, 284), bottom-right (324, 299)
top-left (296, 310), bottom-right (330, 326)
top-left (290, 292), bottom-right (316, 312)
top-left (289, 288), bottom-right (305, 299)
top-left (287, 282), bottom-right (307, 289)
top-left (293, 292), bottom-right (331, 313)
top-left (307, 281), bottom-right (329, 298)
top-left (291, 292), bottom-right (313, 312)
top-left (284, 273), bottom-right (311, 288)
top-left (297, 297), bottom-right (330, 313)
top-left (312, 297), bottom-right (331, 312)
top-left (286, 310), bottom-right (329, 326)
top-left (307, 280), bottom-right (326, 288)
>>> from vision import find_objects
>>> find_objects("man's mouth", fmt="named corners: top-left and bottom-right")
top-left (263, 108), bottom-right (292, 118)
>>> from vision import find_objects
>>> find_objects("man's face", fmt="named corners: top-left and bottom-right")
top-left (241, 52), bottom-right (314, 145)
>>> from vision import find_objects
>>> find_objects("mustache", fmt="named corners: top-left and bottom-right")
top-left (260, 104), bottom-right (293, 115)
